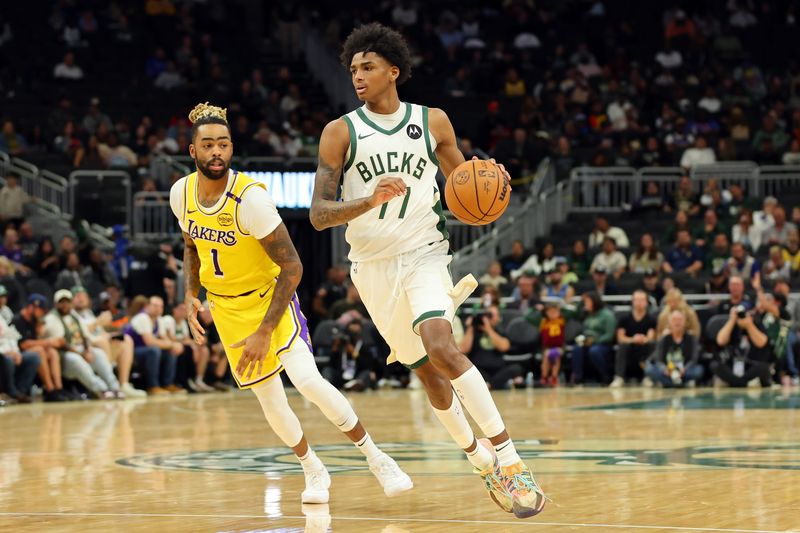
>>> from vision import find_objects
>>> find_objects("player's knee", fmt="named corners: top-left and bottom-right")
top-left (424, 341), bottom-right (464, 376)
top-left (413, 363), bottom-right (451, 403)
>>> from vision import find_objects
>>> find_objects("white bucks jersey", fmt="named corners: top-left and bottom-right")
top-left (341, 102), bottom-right (448, 262)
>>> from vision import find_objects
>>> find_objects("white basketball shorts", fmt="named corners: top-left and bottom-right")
top-left (350, 240), bottom-right (476, 369)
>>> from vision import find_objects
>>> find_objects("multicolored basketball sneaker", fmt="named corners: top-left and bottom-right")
top-left (475, 438), bottom-right (513, 513)
top-left (501, 461), bottom-right (548, 518)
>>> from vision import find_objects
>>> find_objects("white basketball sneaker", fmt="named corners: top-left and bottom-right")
top-left (301, 460), bottom-right (331, 504)
top-left (368, 453), bottom-right (413, 497)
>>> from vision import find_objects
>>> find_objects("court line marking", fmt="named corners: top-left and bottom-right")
top-left (0, 512), bottom-right (793, 532)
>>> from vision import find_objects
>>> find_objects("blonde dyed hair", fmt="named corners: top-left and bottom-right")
top-left (188, 102), bottom-right (227, 124)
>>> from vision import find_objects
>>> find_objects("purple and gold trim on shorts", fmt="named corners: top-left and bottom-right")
top-left (233, 364), bottom-right (284, 389)
top-left (275, 293), bottom-right (312, 356)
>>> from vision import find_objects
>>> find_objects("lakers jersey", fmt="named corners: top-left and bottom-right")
top-left (341, 102), bottom-right (448, 262)
top-left (181, 170), bottom-right (281, 296)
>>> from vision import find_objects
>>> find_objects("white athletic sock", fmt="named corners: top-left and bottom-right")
top-left (450, 366), bottom-right (506, 438)
top-left (298, 449), bottom-right (322, 470)
top-left (356, 434), bottom-right (383, 462)
top-left (465, 439), bottom-right (494, 471)
top-left (430, 396), bottom-right (492, 470)
top-left (494, 439), bottom-right (521, 467)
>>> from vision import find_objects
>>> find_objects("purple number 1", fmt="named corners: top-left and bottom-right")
top-left (210, 248), bottom-right (224, 277)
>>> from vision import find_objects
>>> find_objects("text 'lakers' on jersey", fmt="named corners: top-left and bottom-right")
top-left (182, 171), bottom-right (280, 296)
top-left (341, 102), bottom-right (448, 262)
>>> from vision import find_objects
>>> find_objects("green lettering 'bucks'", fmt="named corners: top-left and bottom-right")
top-left (341, 102), bottom-right (448, 262)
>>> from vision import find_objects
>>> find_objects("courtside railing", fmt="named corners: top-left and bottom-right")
top-left (449, 159), bottom-right (569, 281)
top-left (568, 162), bottom-right (800, 212)
top-left (0, 151), bottom-right (72, 218)
top-left (132, 191), bottom-right (178, 240)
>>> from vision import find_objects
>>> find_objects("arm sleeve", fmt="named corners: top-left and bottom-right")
top-left (169, 179), bottom-right (187, 232)
top-left (239, 185), bottom-right (282, 239)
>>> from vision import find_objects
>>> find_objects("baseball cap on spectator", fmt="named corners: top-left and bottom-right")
top-left (594, 265), bottom-right (608, 274)
top-left (72, 286), bottom-right (87, 295)
top-left (0, 285), bottom-right (7, 297)
top-left (27, 293), bottom-right (47, 308)
top-left (54, 289), bottom-right (73, 302)
top-left (643, 268), bottom-right (657, 277)
top-left (712, 265), bottom-right (726, 277)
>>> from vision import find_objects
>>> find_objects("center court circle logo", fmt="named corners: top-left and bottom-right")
top-left (115, 441), bottom-right (800, 474)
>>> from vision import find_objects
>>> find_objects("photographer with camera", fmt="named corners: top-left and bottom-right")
top-left (711, 303), bottom-right (772, 387)
top-left (458, 305), bottom-right (522, 390)
top-left (327, 318), bottom-right (380, 392)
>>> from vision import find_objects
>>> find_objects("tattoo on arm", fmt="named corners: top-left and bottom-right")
top-left (258, 223), bottom-right (303, 331)
top-left (309, 159), bottom-right (374, 230)
top-left (183, 233), bottom-right (202, 299)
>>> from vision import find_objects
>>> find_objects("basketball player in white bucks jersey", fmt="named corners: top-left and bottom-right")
top-left (310, 23), bottom-right (546, 519)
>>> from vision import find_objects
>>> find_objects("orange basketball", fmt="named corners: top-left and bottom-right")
top-left (444, 160), bottom-right (510, 225)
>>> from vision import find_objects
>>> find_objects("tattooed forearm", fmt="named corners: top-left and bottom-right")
top-left (182, 233), bottom-right (202, 299)
top-left (309, 159), bottom-right (374, 230)
top-left (257, 223), bottom-right (303, 331)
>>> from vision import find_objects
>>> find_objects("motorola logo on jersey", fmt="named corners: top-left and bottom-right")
top-left (186, 219), bottom-right (237, 246)
top-left (406, 124), bottom-right (422, 139)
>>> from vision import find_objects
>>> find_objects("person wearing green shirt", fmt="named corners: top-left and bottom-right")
top-left (569, 239), bottom-right (591, 279)
top-left (704, 233), bottom-right (731, 273)
top-left (570, 291), bottom-right (617, 385)
top-left (693, 209), bottom-right (728, 250)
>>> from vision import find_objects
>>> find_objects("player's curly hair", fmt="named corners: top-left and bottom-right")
top-left (340, 23), bottom-right (412, 85)
top-left (188, 102), bottom-right (229, 140)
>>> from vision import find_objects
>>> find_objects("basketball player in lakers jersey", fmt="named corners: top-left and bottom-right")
top-left (310, 24), bottom-right (547, 518)
top-left (170, 102), bottom-right (412, 504)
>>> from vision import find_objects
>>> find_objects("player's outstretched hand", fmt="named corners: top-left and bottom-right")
top-left (368, 177), bottom-right (407, 208)
top-left (472, 156), bottom-right (512, 190)
top-left (186, 297), bottom-right (206, 345)
top-left (231, 326), bottom-right (274, 380)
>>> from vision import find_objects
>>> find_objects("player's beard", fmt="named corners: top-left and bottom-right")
top-left (195, 156), bottom-right (229, 181)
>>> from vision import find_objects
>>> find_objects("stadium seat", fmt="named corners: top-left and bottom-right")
top-left (503, 317), bottom-right (538, 363)
top-left (25, 278), bottom-right (53, 306)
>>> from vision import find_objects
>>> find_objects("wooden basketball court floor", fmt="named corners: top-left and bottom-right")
top-left (1, 387), bottom-right (799, 533)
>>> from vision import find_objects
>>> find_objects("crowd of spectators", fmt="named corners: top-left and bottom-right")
top-left (0, 181), bottom-right (239, 405)
top-left (455, 170), bottom-right (800, 388)
top-left (5, 1), bottom-right (800, 402)
top-left (314, 1), bottom-right (800, 180)
top-left (5, 1), bottom-right (800, 195)
top-left (1, 0), bottom-right (330, 200)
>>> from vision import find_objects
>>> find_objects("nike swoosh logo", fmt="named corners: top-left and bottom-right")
top-left (187, 209), bottom-right (197, 214)
top-left (358, 132), bottom-right (376, 139)
top-left (259, 289), bottom-right (270, 298)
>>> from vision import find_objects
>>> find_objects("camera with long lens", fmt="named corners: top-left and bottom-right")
top-left (735, 305), bottom-right (748, 319)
